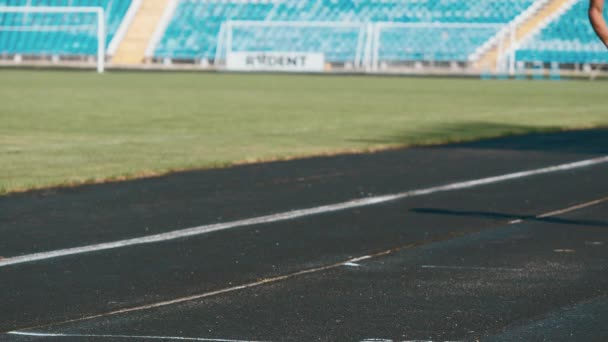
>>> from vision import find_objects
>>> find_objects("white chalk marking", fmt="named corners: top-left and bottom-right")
top-left (1, 156), bottom-right (607, 268)
top-left (343, 262), bottom-right (361, 267)
top-left (420, 265), bottom-right (523, 272)
top-left (553, 249), bottom-right (576, 253)
top-left (7, 331), bottom-right (263, 341)
top-left (585, 241), bottom-right (604, 246)
top-left (348, 255), bottom-right (373, 263)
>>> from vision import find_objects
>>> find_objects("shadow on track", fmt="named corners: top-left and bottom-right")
top-left (355, 123), bottom-right (608, 155)
top-left (446, 126), bottom-right (608, 155)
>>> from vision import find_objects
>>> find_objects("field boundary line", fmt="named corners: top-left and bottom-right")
top-left (1, 155), bottom-right (607, 268)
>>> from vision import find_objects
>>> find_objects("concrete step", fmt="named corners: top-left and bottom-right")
top-left (475, 0), bottom-right (572, 71)
top-left (112, 0), bottom-right (172, 65)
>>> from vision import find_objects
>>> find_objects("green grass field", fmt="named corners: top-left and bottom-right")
top-left (1, 69), bottom-right (607, 195)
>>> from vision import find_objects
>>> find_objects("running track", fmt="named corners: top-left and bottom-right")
top-left (1, 129), bottom-right (607, 341)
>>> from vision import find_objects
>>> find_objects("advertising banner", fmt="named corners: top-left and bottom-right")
top-left (226, 52), bottom-right (325, 72)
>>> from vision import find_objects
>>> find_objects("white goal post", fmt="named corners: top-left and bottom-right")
top-left (0, 6), bottom-right (105, 73)
top-left (214, 20), bottom-right (369, 71)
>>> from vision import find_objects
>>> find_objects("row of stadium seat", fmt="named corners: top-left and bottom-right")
top-left (0, 0), bottom-right (131, 56)
top-left (517, 0), bottom-right (608, 63)
top-left (154, 0), bottom-right (534, 62)
top-left (0, 0), bottom-right (605, 65)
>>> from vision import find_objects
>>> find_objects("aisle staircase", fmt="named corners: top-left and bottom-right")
top-left (112, 0), bottom-right (172, 65)
top-left (474, 0), bottom-right (573, 70)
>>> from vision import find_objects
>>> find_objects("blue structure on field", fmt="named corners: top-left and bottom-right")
top-left (0, 0), bottom-right (131, 56)
top-left (516, 0), bottom-right (608, 64)
top-left (154, 0), bottom-right (535, 62)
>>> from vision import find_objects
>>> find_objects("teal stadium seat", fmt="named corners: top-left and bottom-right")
top-left (154, 0), bottom-right (535, 62)
top-left (0, 0), bottom-right (131, 56)
top-left (516, 0), bottom-right (608, 64)
top-left (5, 0), bottom-right (601, 65)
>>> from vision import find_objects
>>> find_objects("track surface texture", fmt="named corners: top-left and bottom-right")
top-left (1, 128), bottom-right (607, 341)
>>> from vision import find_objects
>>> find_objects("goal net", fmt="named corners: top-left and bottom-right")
top-left (370, 22), bottom-right (505, 73)
top-left (0, 6), bottom-right (105, 72)
top-left (214, 20), bottom-right (368, 72)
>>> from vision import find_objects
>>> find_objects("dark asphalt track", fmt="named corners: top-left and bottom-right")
top-left (1, 129), bottom-right (607, 341)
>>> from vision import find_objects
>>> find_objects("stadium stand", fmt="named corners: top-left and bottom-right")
top-left (0, 0), bottom-right (131, 56)
top-left (516, 0), bottom-right (608, 63)
top-left (153, 0), bottom-right (536, 63)
top-left (0, 0), bottom-right (605, 71)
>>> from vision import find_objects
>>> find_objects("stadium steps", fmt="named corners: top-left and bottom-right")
top-left (474, 0), bottom-right (573, 70)
top-left (112, 0), bottom-right (172, 65)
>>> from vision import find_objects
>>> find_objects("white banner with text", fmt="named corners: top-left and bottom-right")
top-left (226, 52), bottom-right (325, 72)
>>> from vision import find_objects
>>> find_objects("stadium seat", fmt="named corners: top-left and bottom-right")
top-left (0, 0), bottom-right (132, 56)
top-left (516, 0), bottom-right (608, 64)
top-left (154, 0), bottom-right (535, 62)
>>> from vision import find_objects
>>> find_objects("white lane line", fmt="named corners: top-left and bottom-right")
top-left (1, 155), bottom-right (607, 268)
top-left (343, 262), bottom-right (362, 267)
top-left (7, 331), bottom-right (264, 341)
top-left (349, 255), bottom-right (373, 263)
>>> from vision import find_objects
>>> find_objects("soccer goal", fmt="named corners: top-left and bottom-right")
top-left (0, 6), bottom-right (105, 73)
top-left (214, 20), bottom-right (369, 72)
top-left (370, 22), bottom-right (506, 73)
